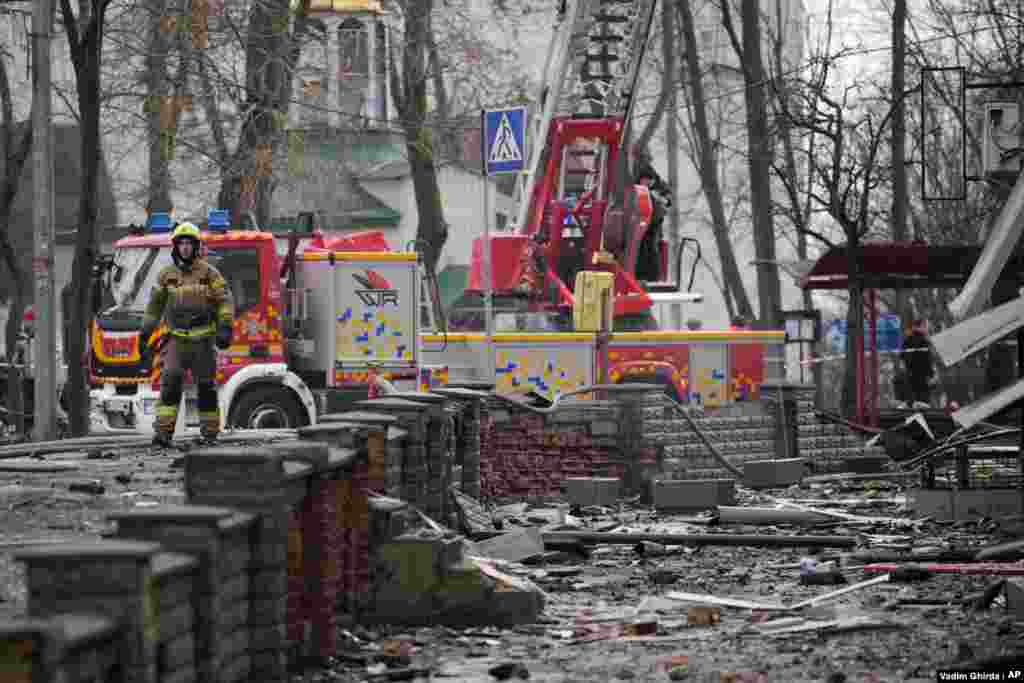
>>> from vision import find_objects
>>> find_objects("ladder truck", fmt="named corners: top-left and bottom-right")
top-left (451, 0), bottom-right (697, 331)
top-left (425, 0), bottom-right (784, 404)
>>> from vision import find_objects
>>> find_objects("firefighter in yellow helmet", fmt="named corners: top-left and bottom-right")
top-left (140, 222), bottom-right (234, 448)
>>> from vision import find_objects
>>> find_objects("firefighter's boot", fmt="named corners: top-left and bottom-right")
top-left (154, 367), bottom-right (184, 451)
top-left (152, 411), bottom-right (175, 449)
top-left (197, 381), bottom-right (220, 446)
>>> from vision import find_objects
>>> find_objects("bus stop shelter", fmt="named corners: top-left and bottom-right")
top-left (799, 241), bottom-right (1024, 427)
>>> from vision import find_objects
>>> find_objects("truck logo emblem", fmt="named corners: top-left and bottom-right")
top-left (353, 270), bottom-right (398, 307)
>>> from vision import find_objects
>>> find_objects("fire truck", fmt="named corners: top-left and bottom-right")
top-left (431, 0), bottom-right (783, 402)
top-left (87, 209), bottom-right (432, 435)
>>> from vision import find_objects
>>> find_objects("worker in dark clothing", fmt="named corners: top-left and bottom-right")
top-left (140, 222), bottom-right (234, 448)
top-left (903, 319), bottom-right (934, 408)
top-left (634, 153), bottom-right (672, 282)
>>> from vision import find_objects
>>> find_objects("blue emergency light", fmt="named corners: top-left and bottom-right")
top-left (147, 212), bottom-right (173, 233)
top-left (207, 209), bottom-right (230, 232)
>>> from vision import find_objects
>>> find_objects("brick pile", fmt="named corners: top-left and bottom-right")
top-left (479, 401), bottom-right (621, 498)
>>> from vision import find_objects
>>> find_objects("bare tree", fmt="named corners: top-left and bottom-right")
top-left (890, 0), bottom-right (908, 323)
top-left (719, 0), bottom-right (781, 325)
top-left (389, 1), bottom-right (447, 278)
top-left (0, 40), bottom-right (32, 435)
top-left (60, 0), bottom-right (116, 436)
top-left (676, 0), bottom-right (755, 321)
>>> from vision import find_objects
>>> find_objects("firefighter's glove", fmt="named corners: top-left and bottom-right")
top-left (138, 326), bottom-right (154, 363)
top-left (216, 323), bottom-right (233, 350)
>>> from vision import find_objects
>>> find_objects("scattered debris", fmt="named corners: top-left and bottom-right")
top-left (687, 606), bottom-right (721, 626)
top-left (488, 662), bottom-right (530, 680)
top-left (451, 488), bottom-right (496, 536)
top-left (635, 541), bottom-right (667, 556)
top-left (717, 505), bottom-right (833, 525)
top-left (666, 592), bottom-right (787, 611)
top-left (976, 538), bottom-right (1024, 561)
top-left (747, 614), bottom-right (904, 638)
top-left (68, 480), bottom-right (105, 495)
top-left (0, 460), bottom-right (80, 473)
top-left (542, 531), bottom-right (857, 549)
top-left (86, 450), bottom-right (119, 460)
top-left (471, 527), bottom-right (545, 563)
top-left (863, 561), bottom-right (1024, 577)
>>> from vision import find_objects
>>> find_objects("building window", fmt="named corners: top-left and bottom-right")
top-left (339, 18), bottom-right (368, 78)
top-left (496, 212), bottom-right (508, 231)
top-left (209, 247), bottom-right (262, 316)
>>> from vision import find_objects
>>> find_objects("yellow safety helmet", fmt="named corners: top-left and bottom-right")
top-left (171, 222), bottom-right (201, 270)
top-left (172, 222), bottom-right (201, 242)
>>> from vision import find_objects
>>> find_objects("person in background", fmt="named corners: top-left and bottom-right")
top-left (903, 318), bottom-right (934, 409)
top-left (633, 150), bottom-right (672, 282)
top-left (729, 315), bottom-right (750, 331)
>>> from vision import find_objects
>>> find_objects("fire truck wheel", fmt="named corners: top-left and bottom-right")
top-left (229, 385), bottom-right (308, 431)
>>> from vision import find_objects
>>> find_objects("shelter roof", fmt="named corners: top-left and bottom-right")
top-left (800, 241), bottom-right (1024, 290)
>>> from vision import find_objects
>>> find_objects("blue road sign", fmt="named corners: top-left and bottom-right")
top-left (482, 107), bottom-right (527, 176)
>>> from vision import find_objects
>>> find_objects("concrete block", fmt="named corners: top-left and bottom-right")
top-left (362, 556), bottom-right (544, 627)
top-left (564, 477), bottom-right (621, 507)
top-left (841, 455), bottom-right (889, 474)
top-left (742, 458), bottom-right (807, 489)
top-left (1006, 578), bottom-right (1024, 619)
top-left (652, 479), bottom-right (736, 511)
top-left (17, 542), bottom-right (162, 683)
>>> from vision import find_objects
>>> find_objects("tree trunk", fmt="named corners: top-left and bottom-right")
top-left (891, 0), bottom-right (908, 322)
top-left (145, 0), bottom-right (174, 215)
top-left (0, 42), bottom-right (31, 438)
top-left (392, 0), bottom-right (448, 277)
top-left (663, 0), bottom-right (682, 327)
top-left (63, 0), bottom-right (107, 436)
top-left (216, 0), bottom-right (304, 227)
top-left (676, 0), bottom-right (754, 320)
top-left (740, 0), bottom-right (781, 326)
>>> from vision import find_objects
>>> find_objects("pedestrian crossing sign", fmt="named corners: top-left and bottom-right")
top-left (482, 106), bottom-right (527, 176)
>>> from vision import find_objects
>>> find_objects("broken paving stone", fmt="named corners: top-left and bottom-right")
top-left (522, 551), bottom-right (577, 565)
top-left (68, 480), bottom-right (105, 495)
top-left (86, 450), bottom-right (118, 460)
top-left (636, 541), bottom-right (667, 557)
top-left (471, 527), bottom-right (545, 563)
top-left (648, 569), bottom-right (679, 585)
top-left (0, 460), bottom-right (79, 473)
top-left (488, 662), bottom-right (529, 680)
top-left (450, 488), bottom-right (495, 536)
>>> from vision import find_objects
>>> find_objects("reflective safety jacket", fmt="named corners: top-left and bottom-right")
top-left (143, 259), bottom-right (234, 338)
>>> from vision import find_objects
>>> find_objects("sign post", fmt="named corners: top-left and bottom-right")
top-left (481, 106), bottom-right (527, 380)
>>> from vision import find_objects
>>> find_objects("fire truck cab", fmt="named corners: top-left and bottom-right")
top-left (87, 210), bottom-right (424, 436)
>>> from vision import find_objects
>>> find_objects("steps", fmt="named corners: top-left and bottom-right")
top-left (655, 396), bottom-right (891, 481)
